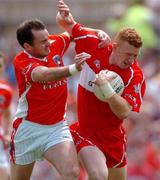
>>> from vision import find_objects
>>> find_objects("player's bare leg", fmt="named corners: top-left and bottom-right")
top-left (44, 141), bottom-right (80, 180)
top-left (108, 166), bottom-right (127, 180)
top-left (78, 146), bottom-right (108, 180)
top-left (10, 162), bottom-right (35, 180)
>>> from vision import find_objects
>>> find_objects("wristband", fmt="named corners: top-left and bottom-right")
top-left (69, 64), bottom-right (79, 76)
top-left (100, 83), bottom-right (116, 99)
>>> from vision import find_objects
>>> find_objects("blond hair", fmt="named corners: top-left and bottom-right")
top-left (114, 27), bottom-right (143, 48)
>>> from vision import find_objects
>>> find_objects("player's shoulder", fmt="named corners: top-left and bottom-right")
top-left (115, 61), bottom-right (144, 86)
top-left (49, 33), bottom-right (70, 51)
top-left (14, 51), bottom-right (28, 65)
top-left (72, 23), bottom-right (97, 38)
top-left (123, 61), bottom-right (145, 86)
top-left (131, 61), bottom-right (144, 78)
top-left (14, 51), bottom-right (39, 70)
top-left (49, 32), bottom-right (70, 42)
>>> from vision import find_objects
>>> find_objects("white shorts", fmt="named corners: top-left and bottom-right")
top-left (0, 138), bottom-right (9, 168)
top-left (10, 119), bottom-right (73, 165)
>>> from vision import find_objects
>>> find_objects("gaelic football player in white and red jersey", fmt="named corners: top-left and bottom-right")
top-left (9, 18), bottom-right (110, 180)
top-left (57, 1), bottom-right (146, 180)
top-left (0, 52), bottom-right (13, 180)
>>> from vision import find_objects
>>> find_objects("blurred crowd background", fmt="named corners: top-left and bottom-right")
top-left (0, 0), bottom-right (160, 179)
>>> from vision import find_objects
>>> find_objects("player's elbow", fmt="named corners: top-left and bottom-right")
top-left (118, 106), bottom-right (132, 119)
top-left (119, 111), bottom-right (130, 119)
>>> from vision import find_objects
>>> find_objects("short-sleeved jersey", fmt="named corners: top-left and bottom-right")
top-left (0, 80), bottom-right (13, 127)
top-left (14, 33), bottom-right (70, 125)
top-left (72, 24), bottom-right (146, 140)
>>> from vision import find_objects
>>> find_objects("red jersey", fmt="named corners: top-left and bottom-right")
top-left (0, 80), bottom-right (13, 128)
top-left (72, 24), bottom-right (146, 140)
top-left (13, 33), bottom-right (70, 125)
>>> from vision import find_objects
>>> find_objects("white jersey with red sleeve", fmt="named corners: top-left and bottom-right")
top-left (14, 33), bottom-right (70, 125)
top-left (72, 24), bottom-right (146, 139)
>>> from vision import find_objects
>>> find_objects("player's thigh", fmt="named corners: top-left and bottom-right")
top-left (108, 165), bottom-right (127, 180)
top-left (44, 141), bottom-right (79, 172)
top-left (78, 146), bottom-right (108, 178)
top-left (10, 161), bottom-right (35, 180)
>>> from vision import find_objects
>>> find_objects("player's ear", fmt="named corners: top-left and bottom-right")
top-left (24, 42), bottom-right (33, 52)
top-left (112, 42), bottom-right (118, 50)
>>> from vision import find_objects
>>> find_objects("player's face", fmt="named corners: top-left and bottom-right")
top-left (0, 57), bottom-right (4, 75)
top-left (29, 29), bottom-right (50, 58)
top-left (112, 41), bottom-right (140, 69)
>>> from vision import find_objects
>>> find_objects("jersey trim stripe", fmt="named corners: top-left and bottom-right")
top-left (15, 85), bottom-right (31, 118)
top-left (139, 74), bottom-right (145, 103)
top-left (113, 143), bottom-right (126, 168)
top-left (125, 67), bottom-right (134, 88)
top-left (74, 34), bottom-right (98, 41)
top-left (59, 35), bottom-right (67, 55)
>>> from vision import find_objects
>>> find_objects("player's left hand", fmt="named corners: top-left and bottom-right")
top-left (97, 30), bottom-right (111, 48)
top-left (75, 52), bottom-right (91, 71)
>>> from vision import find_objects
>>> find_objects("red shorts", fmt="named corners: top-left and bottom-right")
top-left (70, 122), bottom-right (127, 168)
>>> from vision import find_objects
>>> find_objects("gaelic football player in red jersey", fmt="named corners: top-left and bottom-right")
top-left (57, 0), bottom-right (146, 179)
top-left (0, 52), bottom-right (13, 180)
top-left (9, 15), bottom-right (110, 179)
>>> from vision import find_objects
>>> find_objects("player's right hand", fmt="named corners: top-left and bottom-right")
top-left (74, 52), bottom-right (91, 71)
top-left (97, 30), bottom-right (111, 48)
top-left (94, 72), bottom-right (110, 86)
top-left (57, 0), bottom-right (70, 18)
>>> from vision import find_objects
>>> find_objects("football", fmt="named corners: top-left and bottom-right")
top-left (93, 70), bottom-right (124, 102)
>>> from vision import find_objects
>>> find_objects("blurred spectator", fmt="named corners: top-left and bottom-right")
top-left (106, 0), bottom-right (158, 48)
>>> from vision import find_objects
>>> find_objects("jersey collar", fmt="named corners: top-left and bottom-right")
top-left (24, 50), bottom-right (48, 62)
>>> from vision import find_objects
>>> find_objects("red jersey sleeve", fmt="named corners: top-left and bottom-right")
top-left (122, 73), bottom-right (146, 112)
top-left (49, 33), bottom-right (70, 56)
top-left (14, 55), bottom-right (41, 84)
top-left (72, 23), bottom-right (99, 55)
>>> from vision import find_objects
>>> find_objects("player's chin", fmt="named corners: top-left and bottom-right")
top-left (120, 64), bottom-right (130, 69)
top-left (44, 49), bottom-right (50, 56)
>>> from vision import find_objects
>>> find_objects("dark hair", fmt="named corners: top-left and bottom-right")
top-left (16, 19), bottom-right (46, 48)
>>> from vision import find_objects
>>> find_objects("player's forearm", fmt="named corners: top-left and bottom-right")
top-left (40, 66), bottom-right (71, 81)
top-left (107, 94), bottom-right (132, 119)
top-left (32, 65), bottom-right (79, 82)
top-left (56, 12), bottom-right (75, 34)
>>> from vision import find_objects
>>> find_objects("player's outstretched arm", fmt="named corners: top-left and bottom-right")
top-left (56, 0), bottom-right (111, 48)
top-left (31, 52), bottom-right (91, 82)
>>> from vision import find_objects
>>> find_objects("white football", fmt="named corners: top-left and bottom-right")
top-left (93, 70), bottom-right (124, 102)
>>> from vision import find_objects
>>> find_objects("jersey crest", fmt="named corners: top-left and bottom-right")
top-left (52, 55), bottom-right (61, 66)
top-left (93, 59), bottom-right (101, 69)
top-left (134, 83), bottom-right (141, 94)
